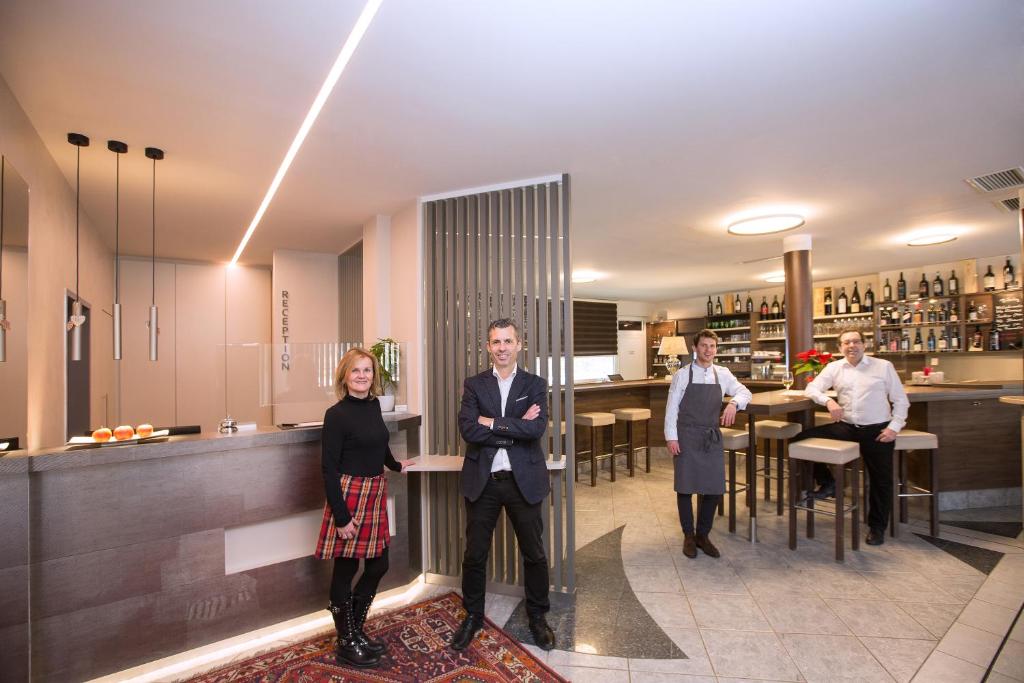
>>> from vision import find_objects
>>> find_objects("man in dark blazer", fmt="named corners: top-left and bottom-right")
top-left (450, 318), bottom-right (555, 651)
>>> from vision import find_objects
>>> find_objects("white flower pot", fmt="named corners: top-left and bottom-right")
top-left (378, 394), bottom-right (396, 412)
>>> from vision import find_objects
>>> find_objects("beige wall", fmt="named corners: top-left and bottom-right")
top-left (0, 247), bottom-right (27, 444)
top-left (362, 215), bottom-right (391, 341)
top-left (389, 202), bottom-right (422, 414)
top-left (0, 75), bottom-right (116, 448)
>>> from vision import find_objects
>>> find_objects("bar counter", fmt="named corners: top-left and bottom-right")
top-left (0, 413), bottom-right (421, 682)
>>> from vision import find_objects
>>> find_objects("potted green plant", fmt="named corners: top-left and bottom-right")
top-left (370, 338), bottom-right (400, 411)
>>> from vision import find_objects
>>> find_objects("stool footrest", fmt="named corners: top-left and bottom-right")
top-left (793, 502), bottom-right (858, 517)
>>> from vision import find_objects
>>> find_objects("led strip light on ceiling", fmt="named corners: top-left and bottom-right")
top-left (229, 0), bottom-right (384, 266)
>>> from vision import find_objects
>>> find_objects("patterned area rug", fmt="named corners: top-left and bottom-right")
top-left (186, 591), bottom-right (566, 682)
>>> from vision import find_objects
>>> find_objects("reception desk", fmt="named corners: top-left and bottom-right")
top-left (0, 413), bottom-right (420, 682)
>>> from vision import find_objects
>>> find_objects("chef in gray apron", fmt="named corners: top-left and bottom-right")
top-left (665, 329), bottom-right (752, 559)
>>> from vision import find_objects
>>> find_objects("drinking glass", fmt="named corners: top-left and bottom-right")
top-left (782, 371), bottom-right (794, 391)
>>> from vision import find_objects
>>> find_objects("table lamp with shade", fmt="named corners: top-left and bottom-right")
top-left (658, 335), bottom-right (690, 376)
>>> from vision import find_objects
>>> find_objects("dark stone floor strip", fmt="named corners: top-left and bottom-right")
top-left (914, 533), bottom-right (1005, 574)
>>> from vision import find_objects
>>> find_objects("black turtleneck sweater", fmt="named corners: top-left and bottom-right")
top-left (321, 394), bottom-right (402, 526)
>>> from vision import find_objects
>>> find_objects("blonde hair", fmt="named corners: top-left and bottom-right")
top-left (334, 348), bottom-right (382, 400)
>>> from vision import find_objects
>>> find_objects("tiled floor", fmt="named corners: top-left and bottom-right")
top-left (99, 448), bottom-right (1023, 682)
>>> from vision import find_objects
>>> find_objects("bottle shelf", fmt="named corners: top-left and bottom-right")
top-left (717, 340), bottom-right (751, 345)
top-left (757, 337), bottom-right (787, 341)
top-left (756, 318), bottom-right (786, 324)
top-left (814, 332), bottom-right (874, 339)
top-left (879, 322), bottom-right (959, 329)
top-left (814, 312), bottom-right (874, 320)
top-left (708, 325), bottom-right (751, 332)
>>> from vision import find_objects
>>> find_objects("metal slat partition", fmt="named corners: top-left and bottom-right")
top-left (423, 176), bottom-right (575, 593)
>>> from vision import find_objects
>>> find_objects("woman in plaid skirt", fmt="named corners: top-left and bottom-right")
top-left (316, 348), bottom-right (412, 668)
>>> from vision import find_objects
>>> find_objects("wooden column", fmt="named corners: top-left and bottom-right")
top-left (783, 234), bottom-right (813, 390)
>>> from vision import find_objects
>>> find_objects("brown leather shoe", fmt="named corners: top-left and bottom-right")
top-left (683, 534), bottom-right (697, 558)
top-left (695, 534), bottom-right (720, 558)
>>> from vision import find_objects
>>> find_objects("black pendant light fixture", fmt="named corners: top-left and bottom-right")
top-left (0, 155), bottom-right (8, 363)
top-left (108, 140), bottom-right (127, 360)
top-left (145, 146), bottom-right (164, 361)
top-left (67, 132), bottom-right (90, 362)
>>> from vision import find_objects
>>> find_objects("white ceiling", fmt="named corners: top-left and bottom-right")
top-left (0, 0), bottom-right (1021, 301)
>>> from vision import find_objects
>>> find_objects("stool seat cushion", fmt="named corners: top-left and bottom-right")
top-left (548, 421), bottom-right (567, 435)
top-left (720, 427), bottom-right (748, 450)
top-left (575, 412), bottom-right (615, 427)
top-left (814, 413), bottom-right (833, 427)
top-left (894, 429), bottom-right (938, 450)
top-left (756, 420), bottom-right (802, 440)
top-left (612, 408), bottom-right (652, 421)
top-left (789, 438), bottom-right (860, 465)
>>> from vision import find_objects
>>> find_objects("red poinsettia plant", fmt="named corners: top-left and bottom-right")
top-left (792, 349), bottom-right (833, 379)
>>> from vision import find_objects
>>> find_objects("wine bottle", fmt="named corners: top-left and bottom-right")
top-left (913, 302), bottom-right (923, 324)
top-left (781, 295), bottom-right (786, 317)
top-left (824, 287), bottom-right (833, 316)
top-left (984, 265), bottom-right (996, 291)
top-left (889, 305), bottom-right (900, 324)
top-left (1004, 258), bottom-right (1015, 289)
top-left (991, 325), bottom-right (1001, 350)
top-left (948, 270), bottom-right (959, 296)
top-left (882, 278), bottom-right (892, 302)
top-left (913, 330), bottom-right (923, 352)
top-left (900, 331), bottom-right (910, 351)
top-left (771, 295), bottom-right (780, 318)
top-left (864, 284), bottom-right (874, 312)
top-left (901, 305), bottom-right (912, 325)
top-left (918, 273), bottom-right (929, 298)
top-left (971, 326), bottom-right (983, 349)
top-left (897, 272), bottom-right (907, 300)
top-left (937, 331), bottom-right (947, 351)
top-left (889, 333), bottom-right (898, 352)
top-left (707, 296), bottom-right (714, 317)
top-left (938, 302), bottom-right (947, 323)
top-left (850, 281), bottom-right (862, 313)
top-left (745, 293), bottom-right (753, 313)
top-left (949, 303), bottom-right (959, 323)
top-left (760, 297), bottom-right (769, 316)
top-left (926, 329), bottom-right (936, 351)
top-left (932, 271), bottom-right (944, 297)
top-left (951, 327), bottom-right (960, 350)
top-left (927, 303), bottom-right (937, 323)
top-left (967, 299), bottom-right (977, 321)
top-left (715, 296), bottom-right (723, 315)
top-left (837, 287), bottom-right (848, 314)
top-left (734, 293), bottom-right (742, 312)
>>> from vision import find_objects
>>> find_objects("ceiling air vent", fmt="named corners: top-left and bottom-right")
top-left (966, 167), bottom-right (1024, 193)
top-left (995, 196), bottom-right (1021, 212)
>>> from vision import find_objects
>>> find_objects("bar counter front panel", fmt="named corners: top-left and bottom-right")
top-left (2, 414), bottom-right (420, 683)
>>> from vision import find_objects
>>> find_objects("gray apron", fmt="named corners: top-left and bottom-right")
top-left (674, 363), bottom-right (726, 495)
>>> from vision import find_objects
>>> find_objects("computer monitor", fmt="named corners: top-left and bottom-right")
top-left (607, 373), bottom-right (624, 381)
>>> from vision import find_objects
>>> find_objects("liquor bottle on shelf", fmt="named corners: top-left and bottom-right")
top-left (715, 296), bottom-right (723, 315)
top-left (991, 324), bottom-right (1001, 351)
top-left (913, 329), bottom-right (923, 352)
top-left (707, 296), bottom-right (714, 316)
top-left (927, 302), bottom-right (937, 323)
top-left (948, 270), bottom-right (959, 296)
top-left (967, 299), bottom-right (978, 321)
top-left (734, 293), bottom-right (742, 312)
top-left (901, 305), bottom-right (913, 324)
top-left (926, 329), bottom-right (936, 351)
top-left (836, 287), bottom-right (848, 314)
top-left (770, 295), bottom-right (781, 318)
top-left (1004, 258), bottom-right (1015, 289)
top-left (937, 331), bottom-right (948, 351)
top-left (760, 297), bottom-right (769, 317)
top-left (745, 293), bottom-right (753, 313)
top-left (951, 327), bottom-right (960, 350)
top-left (971, 326), bottom-right (984, 350)
top-left (918, 273), bottom-right (929, 298)
top-left (932, 271), bottom-right (944, 297)
top-left (864, 284), bottom-right (874, 312)
top-left (882, 278), bottom-right (892, 302)
top-left (889, 305), bottom-right (900, 325)
top-left (900, 330), bottom-right (910, 351)
top-left (938, 302), bottom-right (947, 323)
top-left (824, 287), bottom-right (833, 316)
top-left (889, 333), bottom-right (898, 352)
top-left (984, 265), bottom-right (996, 291)
top-left (897, 272), bottom-right (907, 300)
top-left (781, 295), bottom-right (786, 318)
top-left (850, 281), bottom-right (862, 313)
top-left (949, 303), bottom-right (959, 323)
top-left (913, 302), bottom-right (924, 324)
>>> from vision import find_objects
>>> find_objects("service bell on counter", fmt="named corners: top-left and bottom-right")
top-left (218, 416), bottom-right (238, 433)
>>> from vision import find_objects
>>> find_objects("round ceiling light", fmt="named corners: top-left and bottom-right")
top-left (572, 270), bottom-right (600, 283)
top-left (728, 214), bottom-right (805, 236)
top-left (763, 271), bottom-right (786, 283)
top-left (907, 233), bottom-right (957, 247)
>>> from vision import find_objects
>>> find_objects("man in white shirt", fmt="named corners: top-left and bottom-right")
top-left (665, 330), bottom-right (752, 558)
top-left (797, 328), bottom-right (909, 545)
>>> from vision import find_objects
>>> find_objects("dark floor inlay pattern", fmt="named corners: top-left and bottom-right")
top-left (503, 526), bottom-right (685, 659)
top-left (942, 519), bottom-right (1023, 539)
top-left (914, 533), bottom-right (1005, 574)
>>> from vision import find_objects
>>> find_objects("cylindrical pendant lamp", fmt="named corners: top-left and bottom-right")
top-left (0, 155), bottom-right (7, 362)
top-left (145, 146), bottom-right (164, 361)
top-left (108, 140), bottom-right (127, 360)
top-left (67, 132), bottom-right (90, 361)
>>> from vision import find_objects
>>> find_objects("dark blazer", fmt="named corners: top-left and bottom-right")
top-left (458, 367), bottom-right (549, 504)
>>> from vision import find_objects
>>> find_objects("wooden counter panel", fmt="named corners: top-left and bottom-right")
top-left (923, 399), bottom-right (1021, 491)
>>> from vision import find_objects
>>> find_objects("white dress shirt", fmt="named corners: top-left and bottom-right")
top-left (664, 362), bottom-right (752, 441)
top-left (804, 355), bottom-right (909, 433)
top-left (489, 365), bottom-right (516, 472)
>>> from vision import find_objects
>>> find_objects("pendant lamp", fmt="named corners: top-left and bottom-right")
top-left (145, 146), bottom-right (163, 361)
top-left (67, 132), bottom-right (90, 362)
top-left (108, 140), bottom-right (127, 360)
top-left (0, 156), bottom-right (7, 362)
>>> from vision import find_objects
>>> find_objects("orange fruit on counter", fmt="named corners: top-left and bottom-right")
top-left (92, 427), bottom-right (113, 442)
top-left (136, 424), bottom-right (154, 438)
top-left (113, 425), bottom-right (135, 441)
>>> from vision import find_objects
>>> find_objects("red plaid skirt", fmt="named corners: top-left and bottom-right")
top-left (314, 474), bottom-right (390, 559)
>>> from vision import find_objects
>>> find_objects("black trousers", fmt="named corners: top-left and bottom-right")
top-left (462, 475), bottom-right (549, 619)
top-left (792, 421), bottom-right (894, 532)
top-left (677, 493), bottom-right (720, 536)
top-left (330, 548), bottom-right (390, 606)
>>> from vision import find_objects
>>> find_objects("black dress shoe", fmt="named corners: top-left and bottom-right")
top-left (695, 534), bottom-right (720, 558)
top-left (450, 613), bottom-right (484, 651)
top-left (528, 615), bottom-right (556, 651)
top-left (683, 534), bottom-right (697, 558)
top-left (811, 482), bottom-right (836, 499)
top-left (866, 529), bottom-right (885, 546)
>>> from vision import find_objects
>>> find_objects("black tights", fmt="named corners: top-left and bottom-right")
top-left (677, 493), bottom-right (720, 536)
top-left (330, 549), bottom-right (390, 606)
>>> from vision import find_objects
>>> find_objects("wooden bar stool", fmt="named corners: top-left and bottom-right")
top-left (892, 429), bottom-right (940, 539)
top-left (788, 438), bottom-right (861, 562)
top-left (755, 420), bottom-right (801, 515)
top-left (814, 413), bottom-right (832, 427)
top-left (574, 412), bottom-right (616, 487)
top-left (813, 414), bottom-right (869, 524)
top-left (720, 427), bottom-right (749, 534)
top-left (611, 408), bottom-right (652, 476)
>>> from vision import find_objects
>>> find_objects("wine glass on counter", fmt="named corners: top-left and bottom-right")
top-left (781, 371), bottom-right (794, 391)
